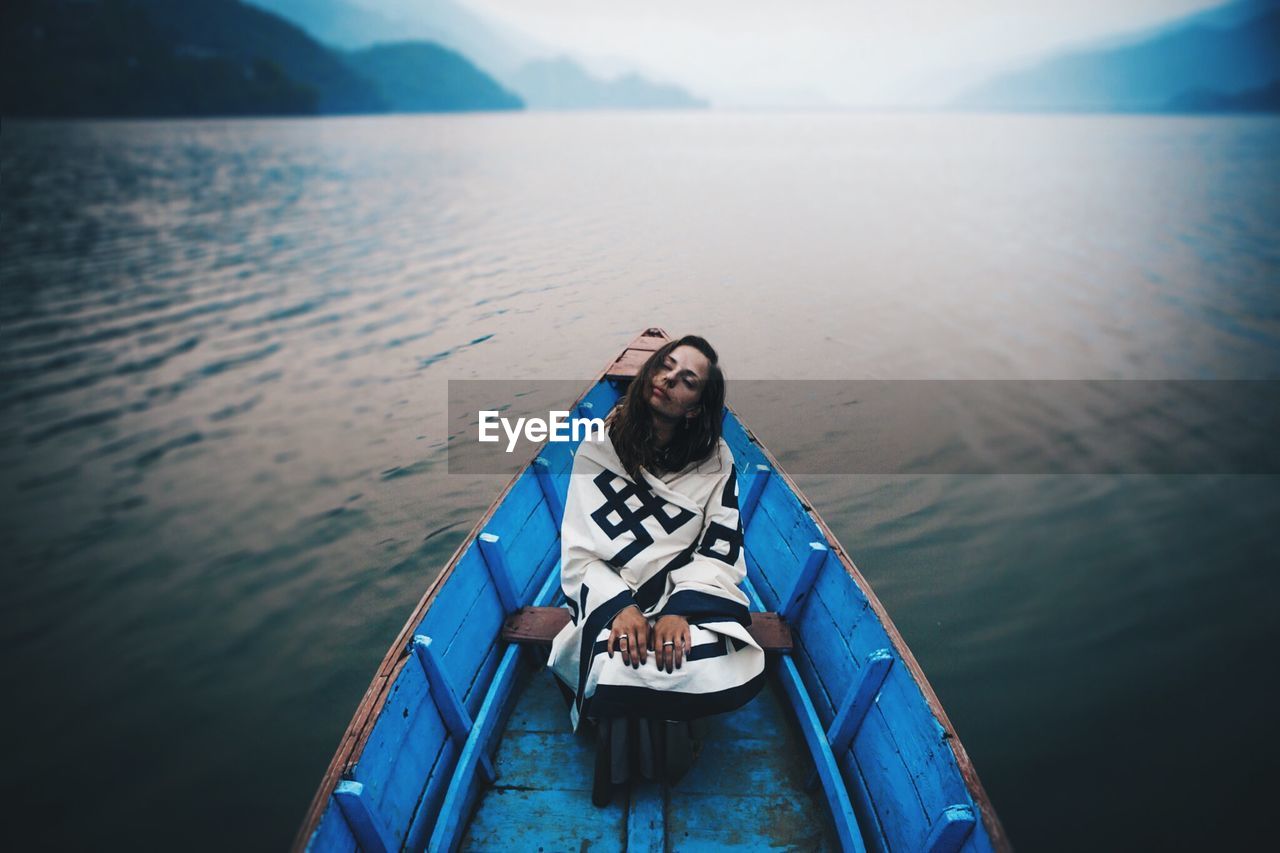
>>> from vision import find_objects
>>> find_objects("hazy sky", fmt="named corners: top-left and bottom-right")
top-left (375, 1), bottom-right (1235, 106)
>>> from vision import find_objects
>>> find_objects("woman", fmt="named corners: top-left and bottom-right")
top-left (547, 335), bottom-right (767, 805)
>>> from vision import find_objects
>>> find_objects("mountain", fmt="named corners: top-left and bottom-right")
top-left (2, 0), bottom-right (321, 117)
top-left (955, 1), bottom-right (1280, 112)
top-left (135, 0), bottom-right (385, 113)
top-left (343, 42), bottom-right (521, 112)
top-left (507, 57), bottom-right (707, 110)
top-left (247, 0), bottom-right (706, 110)
top-left (1168, 77), bottom-right (1280, 110)
top-left (243, 0), bottom-right (405, 51)
top-left (2, 0), bottom-right (526, 118)
top-left (247, 0), bottom-right (540, 75)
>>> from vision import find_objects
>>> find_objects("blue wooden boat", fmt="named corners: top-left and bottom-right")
top-left (296, 329), bottom-right (1009, 852)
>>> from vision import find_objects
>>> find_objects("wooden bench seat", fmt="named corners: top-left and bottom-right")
top-left (501, 606), bottom-right (794, 652)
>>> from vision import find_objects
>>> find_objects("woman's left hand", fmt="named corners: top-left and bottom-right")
top-left (652, 615), bottom-right (691, 673)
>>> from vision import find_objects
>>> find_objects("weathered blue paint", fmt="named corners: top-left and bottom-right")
top-left (742, 519), bottom-right (789, 611)
top-left (837, 748), bottom-right (890, 853)
top-left (426, 643), bottom-right (524, 853)
top-left (926, 804), bottom-right (978, 853)
top-left (481, 469), bottom-right (543, 547)
top-left (532, 557), bottom-right (564, 607)
top-left (757, 473), bottom-right (823, 564)
top-left (777, 649), bottom-right (868, 853)
top-left (740, 463), bottom-right (771, 526)
top-left (438, 574), bottom-right (504, 710)
top-left (333, 781), bottom-right (393, 853)
top-left (540, 430), bottom-right (577, 475)
top-left (348, 649), bottom-right (444, 842)
top-left (828, 649), bottom-right (895, 757)
top-left (533, 456), bottom-right (565, 529)
top-left (792, 585), bottom-right (862, 723)
top-left (464, 644), bottom-right (842, 852)
top-left (742, 576), bottom-right (866, 853)
top-left (627, 781), bottom-right (664, 852)
top-left (477, 532), bottom-right (519, 615)
top-left (780, 541), bottom-right (830, 621)
top-left (411, 636), bottom-right (496, 784)
top-left (400, 738), bottom-right (460, 852)
top-left (462, 675), bottom-right (626, 851)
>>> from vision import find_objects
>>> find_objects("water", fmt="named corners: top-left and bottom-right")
top-left (2, 113), bottom-right (1278, 851)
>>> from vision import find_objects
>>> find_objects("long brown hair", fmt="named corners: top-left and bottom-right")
top-left (606, 335), bottom-right (726, 482)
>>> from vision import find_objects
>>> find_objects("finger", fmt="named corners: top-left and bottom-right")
top-left (676, 628), bottom-right (688, 669)
top-left (608, 628), bottom-right (615, 659)
top-left (636, 623), bottom-right (649, 667)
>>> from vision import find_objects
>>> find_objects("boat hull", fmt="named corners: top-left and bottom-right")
top-left (297, 330), bottom-right (1008, 852)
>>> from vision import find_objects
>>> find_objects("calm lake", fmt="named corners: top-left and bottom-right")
top-left (2, 113), bottom-right (1278, 850)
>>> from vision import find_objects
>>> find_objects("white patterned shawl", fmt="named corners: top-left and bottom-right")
top-left (547, 432), bottom-right (766, 731)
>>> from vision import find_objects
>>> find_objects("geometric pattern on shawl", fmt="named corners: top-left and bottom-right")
top-left (589, 469), bottom-right (696, 566)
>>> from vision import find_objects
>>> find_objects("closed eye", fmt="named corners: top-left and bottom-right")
top-left (665, 357), bottom-right (699, 388)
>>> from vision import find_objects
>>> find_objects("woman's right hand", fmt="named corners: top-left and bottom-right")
top-left (608, 604), bottom-right (649, 668)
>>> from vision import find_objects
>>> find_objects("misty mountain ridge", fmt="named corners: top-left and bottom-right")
top-left (343, 41), bottom-right (522, 112)
top-left (956, 0), bottom-right (1280, 112)
top-left (2, 0), bottom-right (521, 117)
top-left (247, 0), bottom-right (539, 75)
top-left (247, 0), bottom-right (707, 110)
top-left (507, 57), bottom-right (707, 110)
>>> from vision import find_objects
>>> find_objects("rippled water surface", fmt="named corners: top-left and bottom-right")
top-left (3, 113), bottom-right (1279, 850)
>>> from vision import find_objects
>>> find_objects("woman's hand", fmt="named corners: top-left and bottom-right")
top-left (608, 605), bottom-right (649, 668)
top-left (652, 615), bottom-right (691, 673)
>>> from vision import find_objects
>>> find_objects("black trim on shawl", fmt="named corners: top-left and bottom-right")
top-left (574, 587), bottom-right (636, 715)
top-left (720, 463), bottom-right (739, 509)
top-left (658, 589), bottom-right (751, 626)
top-left (632, 541), bottom-right (697, 613)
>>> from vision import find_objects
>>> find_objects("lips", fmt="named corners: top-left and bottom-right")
top-left (651, 386), bottom-right (669, 401)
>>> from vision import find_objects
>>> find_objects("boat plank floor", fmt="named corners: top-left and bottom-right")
top-left (461, 664), bottom-right (839, 851)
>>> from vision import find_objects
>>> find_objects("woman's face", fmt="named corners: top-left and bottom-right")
top-left (648, 344), bottom-right (710, 421)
